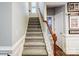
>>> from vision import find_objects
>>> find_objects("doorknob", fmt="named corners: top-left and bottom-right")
top-left (60, 32), bottom-right (64, 36)
top-left (60, 32), bottom-right (62, 34)
top-left (61, 33), bottom-right (65, 39)
top-left (29, 10), bottom-right (31, 12)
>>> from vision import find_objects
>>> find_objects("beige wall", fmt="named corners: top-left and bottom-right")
top-left (0, 2), bottom-right (12, 46)
top-left (55, 6), bottom-right (66, 52)
top-left (38, 2), bottom-right (47, 21)
top-left (0, 2), bottom-right (29, 46)
top-left (0, 2), bottom-right (29, 55)
top-left (11, 2), bottom-right (29, 55)
top-left (12, 2), bottom-right (29, 45)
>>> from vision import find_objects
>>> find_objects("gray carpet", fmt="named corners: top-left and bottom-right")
top-left (22, 17), bottom-right (48, 56)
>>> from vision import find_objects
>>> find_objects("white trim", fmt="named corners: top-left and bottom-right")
top-left (38, 10), bottom-right (53, 56)
top-left (12, 34), bottom-right (25, 51)
top-left (11, 34), bottom-right (25, 56)
top-left (0, 46), bottom-right (11, 51)
top-left (0, 32), bottom-right (26, 56)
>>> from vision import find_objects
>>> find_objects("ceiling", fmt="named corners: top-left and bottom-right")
top-left (46, 2), bottom-right (67, 8)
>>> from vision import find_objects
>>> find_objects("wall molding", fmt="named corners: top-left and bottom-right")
top-left (0, 32), bottom-right (26, 56)
top-left (11, 33), bottom-right (26, 56)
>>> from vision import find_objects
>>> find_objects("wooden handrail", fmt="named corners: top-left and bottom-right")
top-left (38, 8), bottom-right (57, 56)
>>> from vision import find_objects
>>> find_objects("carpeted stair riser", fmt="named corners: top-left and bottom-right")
top-left (24, 42), bottom-right (45, 47)
top-left (28, 28), bottom-right (41, 30)
top-left (24, 45), bottom-right (45, 48)
top-left (27, 29), bottom-right (42, 32)
top-left (29, 20), bottom-right (39, 22)
top-left (28, 23), bottom-right (40, 25)
top-left (28, 24), bottom-right (41, 28)
top-left (26, 33), bottom-right (43, 36)
top-left (26, 32), bottom-right (43, 35)
top-left (22, 48), bottom-right (48, 56)
top-left (28, 21), bottom-right (40, 24)
top-left (25, 36), bottom-right (43, 40)
top-left (29, 21), bottom-right (40, 23)
top-left (25, 39), bottom-right (44, 42)
top-left (29, 18), bottom-right (39, 20)
top-left (28, 24), bottom-right (41, 27)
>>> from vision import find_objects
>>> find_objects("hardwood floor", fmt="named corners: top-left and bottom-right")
top-left (55, 45), bottom-right (79, 56)
top-left (55, 45), bottom-right (66, 56)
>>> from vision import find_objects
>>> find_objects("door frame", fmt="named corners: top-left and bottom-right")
top-left (29, 2), bottom-right (38, 17)
top-left (47, 15), bottom-right (55, 32)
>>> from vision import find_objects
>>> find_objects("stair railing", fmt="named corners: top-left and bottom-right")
top-left (38, 8), bottom-right (57, 56)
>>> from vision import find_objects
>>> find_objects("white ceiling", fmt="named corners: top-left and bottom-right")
top-left (46, 2), bottom-right (66, 8)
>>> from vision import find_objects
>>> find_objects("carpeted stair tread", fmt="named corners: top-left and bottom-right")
top-left (24, 42), bottom-right (45, 46)
top-left (26, 36), bottom-right (43, 39)
top-left (28, 24), bottom-right (41, 27)
top-left (26, 32), bottom-right (42, 34)
top-left (27, 29), bottom-right (42, 32)
top-left (22, 48), bottom-right (47, 56)
top-left (25, 39), bottom-right (44, 42)
top-left (26, 34), bottom-right (43, 37)
top-left (28, 26), bottom-right (41, 28)
top-left (26, 31), bottom-right (43, 36)
top-left (26, 32), bottom-right (43, 36)
top-left (28, 24), bottom-right (40, 25)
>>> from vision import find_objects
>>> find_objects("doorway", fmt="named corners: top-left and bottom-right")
top-left (54, 6), bottom-right (65, 51)
top-left (29, 2), bottom-right (38, 17)
top-left (47, 16), bottom-right (55, 36)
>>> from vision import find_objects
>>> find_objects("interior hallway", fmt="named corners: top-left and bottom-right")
top-left (0, 2), bottom-right (79, 56)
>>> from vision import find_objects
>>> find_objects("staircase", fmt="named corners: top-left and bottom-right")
top-left (22, 17), bottom-right (48, 56)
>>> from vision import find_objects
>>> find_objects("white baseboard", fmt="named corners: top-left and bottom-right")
top-left (0, 33), bottom-right (26, 56)
top-left (11, 34), bottom-right (25, 56)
